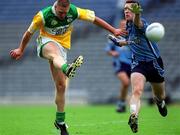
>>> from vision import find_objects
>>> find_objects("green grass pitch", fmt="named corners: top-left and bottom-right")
top-left (0, 104), bottom-right (179, 135)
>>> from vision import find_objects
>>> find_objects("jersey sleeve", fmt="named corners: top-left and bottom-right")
top-left (141, 18), bottom-right (149, 32)
top-left (134, 18), bottom-right (149, 33)
top-left (76, 7), bottom-right (95, 22)
top-left (27, 12), bottom-right (44, 33)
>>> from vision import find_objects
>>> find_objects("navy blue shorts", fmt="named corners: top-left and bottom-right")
top-left (113, 61), bottom-right (131, 78)
top-left (131, 57), bottom-right (165, 83)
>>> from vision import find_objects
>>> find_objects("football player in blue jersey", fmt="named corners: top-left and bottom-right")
top-left (108, 0), bottom-right (167, 133)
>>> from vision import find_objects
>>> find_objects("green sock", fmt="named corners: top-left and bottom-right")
top-left (56, 112), bottom-right (65, 123)
top-left (61, 64), bottom-right (68, 74)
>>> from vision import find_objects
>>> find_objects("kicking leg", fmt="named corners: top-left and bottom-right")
top-left (42, 42), bottom-right (83, 78)
top-left (42, 42), bottom-right (66, 69)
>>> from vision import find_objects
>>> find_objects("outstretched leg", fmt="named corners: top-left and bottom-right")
top-left (40, 42), bottom-right (83, 135)
top-left (151, 82), bottom-right (167, 117)
top-left (41, 42), bottom-right (83, 78)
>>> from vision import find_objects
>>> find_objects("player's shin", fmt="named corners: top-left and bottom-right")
top-left (129, 96), bottom-right (140, 115)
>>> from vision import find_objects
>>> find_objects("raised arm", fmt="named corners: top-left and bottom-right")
top-left (128, 3), bottom-right (143, 28)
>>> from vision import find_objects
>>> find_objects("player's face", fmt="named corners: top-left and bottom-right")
top-left (55, 4), bottom-right (70, 20)
top-left (124, 3), bottom-right (135, 21)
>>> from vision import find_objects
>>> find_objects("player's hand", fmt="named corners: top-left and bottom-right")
top-left (108, 34), bottom-right (135, 46)
top-left (113, 28), bottom-right (128, 37)
top-left (128, 3), bottom-right (143, 14)
top-left (10, 48), bottom-right (23, 60)
top-left (108, 34), bottom-right (121, 46)
top-left (111, 51), bottom-right (119, 57)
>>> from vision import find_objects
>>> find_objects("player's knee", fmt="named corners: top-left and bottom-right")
top-left (50, 54), bottom-right (59, 61)
top-left (123, 80), bottom-right (130, 88)
top-left (43, 52), bottom-right (57, 61)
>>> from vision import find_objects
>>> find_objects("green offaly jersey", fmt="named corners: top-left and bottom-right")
top-left (28, 4), bottom-right (95, 49)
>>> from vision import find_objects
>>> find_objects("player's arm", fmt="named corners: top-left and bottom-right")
top-left (107, 50), bottom-right (119, 57)
top-left (108, 34), bottom-right (134, 47)
top-left (77, 7), bottom-right (127, 36)
top-left (19, 31), bottom-right (32, 53)
top-left (10, 31), bottom-right (33, 60)
top-left (108, 34), bottom-right (128, 47)
top-left (128, 3), bottom-right (143, 28)
top-left (105, 43), bottom-right (120, 57)
top-left (93, 17), bottom-right (127, 36)
top-left (10, 12), bottom-right (43, 60)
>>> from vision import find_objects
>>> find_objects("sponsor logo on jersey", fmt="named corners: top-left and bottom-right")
top-left (45, 25), bottom-right (71, 35)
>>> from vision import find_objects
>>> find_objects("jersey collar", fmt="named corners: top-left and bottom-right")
top-left (52, 2), bottom-right (58, 16)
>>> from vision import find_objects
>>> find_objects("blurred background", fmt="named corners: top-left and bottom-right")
top-left (0, 0), bottom-right (179, 105)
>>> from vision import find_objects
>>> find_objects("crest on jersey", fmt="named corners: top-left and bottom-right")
top-left (134, 37), bottom-right (141, 44)
top-left (51, 20), bottom-right (58, 26)
top-left (67, 15), bottom-right (73, 23)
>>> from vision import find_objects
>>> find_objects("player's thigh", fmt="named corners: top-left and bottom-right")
top-left (49, 61), bottom-right (66, 86)
top-left (42, 42), bottom-right (60, 60)
top-left (117, 72), bottom-right (130, 86)
top-left (150, 82), bottom-right (165, 96)
top-left (131, 72), bottom-right (146, 92)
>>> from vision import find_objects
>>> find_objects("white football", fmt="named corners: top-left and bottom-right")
top-left (145, 22), bottom-right (165, 42)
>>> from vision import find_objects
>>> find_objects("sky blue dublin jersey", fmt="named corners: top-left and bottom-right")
top-left (118, 45), bottom-right (132, 65)
top-left (126, 18), bottom-right (161, 62)
top-left (105, 40), bottom-right (132, 65)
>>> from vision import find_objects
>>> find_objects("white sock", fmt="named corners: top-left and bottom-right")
top-left (130, 104), bottom-right (137, 114)
top-left (58, 122), bottom-right (65, 125)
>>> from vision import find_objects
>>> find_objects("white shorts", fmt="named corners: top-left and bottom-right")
top-left (36, 36), bottom-right (67, 63)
